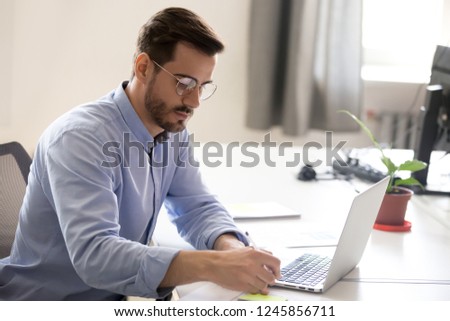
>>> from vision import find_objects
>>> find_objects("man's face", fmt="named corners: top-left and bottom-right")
top-left (144, 42), bottom-right (217, 134)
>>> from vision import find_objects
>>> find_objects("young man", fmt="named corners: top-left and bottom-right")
top-left (0, 7), bottom-right (280, 300)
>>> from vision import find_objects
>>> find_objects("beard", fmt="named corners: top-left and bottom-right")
top-left (144, 81), bottom-right (194, 134)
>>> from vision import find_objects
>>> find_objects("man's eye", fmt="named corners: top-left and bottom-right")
top-left (178, 78), bottom-right (196, 90)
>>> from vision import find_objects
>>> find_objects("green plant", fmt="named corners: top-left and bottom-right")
top-left (339, 110), bottom-right (427, 193)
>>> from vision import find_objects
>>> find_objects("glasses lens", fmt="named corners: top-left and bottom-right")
top-left (199, 83), bottom-right (217, 101)
top-left (175, 78), bottom-right (217, 101)
top-left (176, 78), bottom-right (196, 96)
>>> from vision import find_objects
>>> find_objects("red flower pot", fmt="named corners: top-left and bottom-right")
top-left (375, 187), bottom-right (413, 226)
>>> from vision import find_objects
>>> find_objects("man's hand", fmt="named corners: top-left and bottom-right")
top-left (207, 247), bottom-right (281, 295)
top-left (159, 245), bottom-right (281, 295)
top-left (211, 233), bottom-right (281, 294)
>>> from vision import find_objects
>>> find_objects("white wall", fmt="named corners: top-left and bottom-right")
top-left (0, 0), bottom-right (14, 127)
top-left (0, 0), bottom-right (432, 154)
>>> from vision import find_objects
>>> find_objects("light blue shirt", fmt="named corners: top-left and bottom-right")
top-left (0, 82), bottom-right (246, 300)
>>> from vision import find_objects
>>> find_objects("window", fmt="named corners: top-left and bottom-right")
top-left (362, 0), bottom-right (447, 83)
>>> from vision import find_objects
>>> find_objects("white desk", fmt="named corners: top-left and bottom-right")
top-left (153, 147), bottom-right (450, 300)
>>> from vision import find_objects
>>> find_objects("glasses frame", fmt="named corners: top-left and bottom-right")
top-left (152, 60), bottom-right (217, 101)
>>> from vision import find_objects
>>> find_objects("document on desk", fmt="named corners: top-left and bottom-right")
top-left (238, 221), bottom-right (340, 249)
top-left (179, 282), bottom-right (242, 301)
top-left (225, 202), bottom-right (301, 220)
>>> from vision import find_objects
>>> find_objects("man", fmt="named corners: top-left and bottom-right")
top-left (0, 7), bottom-right (280, 300)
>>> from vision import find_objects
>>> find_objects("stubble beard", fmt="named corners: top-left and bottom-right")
top-left (144, 80), bottom-right (194, 134)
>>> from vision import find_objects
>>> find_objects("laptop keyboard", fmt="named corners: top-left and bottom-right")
top-left (279, 253), bottom-right (331, 286)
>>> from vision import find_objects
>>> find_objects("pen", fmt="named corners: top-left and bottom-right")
top-left (245, 231), bottom-right (258, 249)
top-left (246, 231), bottom-right (278, 278)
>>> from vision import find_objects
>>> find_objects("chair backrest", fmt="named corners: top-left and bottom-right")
top-left (0, 141), bottom-right (32, 258)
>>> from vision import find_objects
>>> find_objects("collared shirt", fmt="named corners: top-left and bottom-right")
top-left (0, 82), bottom-right (245, 300)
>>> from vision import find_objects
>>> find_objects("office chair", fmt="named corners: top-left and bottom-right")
top-left (0, 141), bottom-right (32, 258)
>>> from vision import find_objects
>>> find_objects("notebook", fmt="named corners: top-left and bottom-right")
top-left (226, 202), bottom-right (301, 220)
top-left (274, 176), bottom-right (390, 293)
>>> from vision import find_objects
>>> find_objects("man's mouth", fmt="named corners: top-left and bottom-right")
top-left (173, 107), bottom-right (193, 120)
top-left (174, 107), bottom-right (194, 117)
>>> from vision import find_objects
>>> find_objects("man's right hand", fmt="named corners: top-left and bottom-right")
top-left (207, 247), bottom-right (281, 294)
top-left (159, 247), bottom-right (281, 295)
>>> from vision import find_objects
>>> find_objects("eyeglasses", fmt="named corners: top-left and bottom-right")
top-left (152, 60), bottom-right (217, 101)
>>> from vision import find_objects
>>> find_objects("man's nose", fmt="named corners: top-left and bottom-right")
top-left (182, 88), bottom-right (201, 109)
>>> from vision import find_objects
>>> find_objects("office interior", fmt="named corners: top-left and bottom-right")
top-left (1, 0), bottom-right (448, 152)
top-left (1, 0), bottom-right (450, 301)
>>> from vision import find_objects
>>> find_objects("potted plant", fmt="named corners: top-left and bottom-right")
top-left (339, 110), bottom-right (427, 230)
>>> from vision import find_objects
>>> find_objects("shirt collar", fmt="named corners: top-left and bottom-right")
top-left (113, 81), bottom-right (168, 152)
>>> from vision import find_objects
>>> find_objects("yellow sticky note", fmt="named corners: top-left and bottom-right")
top-left (238, 293), bottom-right (288, 301)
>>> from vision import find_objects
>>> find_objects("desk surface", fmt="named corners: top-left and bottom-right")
top-left (153, 147), bottom-right (450, 300)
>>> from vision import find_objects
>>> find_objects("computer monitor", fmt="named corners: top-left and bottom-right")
top-left (413, 45), bottom-right (450, 195)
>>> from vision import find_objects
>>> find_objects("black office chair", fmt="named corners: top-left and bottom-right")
top-left (0, 141), bottom-right (32, 258)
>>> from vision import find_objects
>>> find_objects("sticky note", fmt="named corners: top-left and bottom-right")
top-left (238, 293), bottom-right (288, 301)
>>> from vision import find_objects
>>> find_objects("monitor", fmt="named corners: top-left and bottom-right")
top-left (413, 45), bottom-right (450, 195)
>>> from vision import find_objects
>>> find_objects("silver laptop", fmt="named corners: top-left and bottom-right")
top-left (274, 176), bottom-right (389, 293)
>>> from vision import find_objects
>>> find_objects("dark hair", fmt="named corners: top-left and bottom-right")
top-left (132, 7), bottom-right (225, 77)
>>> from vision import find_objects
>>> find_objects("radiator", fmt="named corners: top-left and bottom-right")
top-left (377, 111), bottom-right (419, 150)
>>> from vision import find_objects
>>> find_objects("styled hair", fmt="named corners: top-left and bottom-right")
top-left (132, 7), bottom-right (225, 77)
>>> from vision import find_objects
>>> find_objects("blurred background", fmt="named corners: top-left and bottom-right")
top-left (0, 0), bottom-right (449, 153)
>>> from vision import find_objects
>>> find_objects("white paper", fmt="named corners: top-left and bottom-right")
top-left (225, 202), bottom-right (301, 220)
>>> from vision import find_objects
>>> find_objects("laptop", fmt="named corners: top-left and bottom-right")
top-left (274, 176), bottom-right (390, 293)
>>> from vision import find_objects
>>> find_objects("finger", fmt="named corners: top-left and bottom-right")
top-left (259, 286), bottom-right (270, 295)
top-left (259, 248), bottom-right (273, 255)
top-left (265, 259), bottom-right (281, 279)
top-left (257, 265), bottom-right (278, 285)
top-left (265, 259), bottom-right (281, 278)
top-left (247, 285), bottom-right (261, 294)
top-left (255, 251), bottom-right (282, 279)
top-left (248, 282), bottom-right (270, 295)
top-left (247, 275), bottom-right (269, 293)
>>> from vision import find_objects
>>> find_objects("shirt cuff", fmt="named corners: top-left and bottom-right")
top-left (135, 246), bottom-right (180, 298)
top-left (207, 229), bottom-right (249, 249)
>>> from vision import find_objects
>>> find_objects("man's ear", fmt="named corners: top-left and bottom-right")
top-left (134, 52), bottom-right (153, 83)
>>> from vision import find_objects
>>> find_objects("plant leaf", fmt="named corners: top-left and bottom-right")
top-left (338, 110), bottom-right (383, 152)
top-left (394, 177), bottom-right (424, 188)
top-left (380, 156), bottom-right (397, 174)
top-left (398, 160), bottom-right (427, 172)
top-left (337, 109), bottom-right (428, 184)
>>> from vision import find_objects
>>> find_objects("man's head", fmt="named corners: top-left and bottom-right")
top-left (128, 7), bottom-right (225, 136)
top-left (132, 7), bottom-right (225, 78)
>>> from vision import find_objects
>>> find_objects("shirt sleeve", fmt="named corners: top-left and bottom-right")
top-left (164, 132), bottom-right (248, 250)
top-left (43, 129), bottom-right (178, 298)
